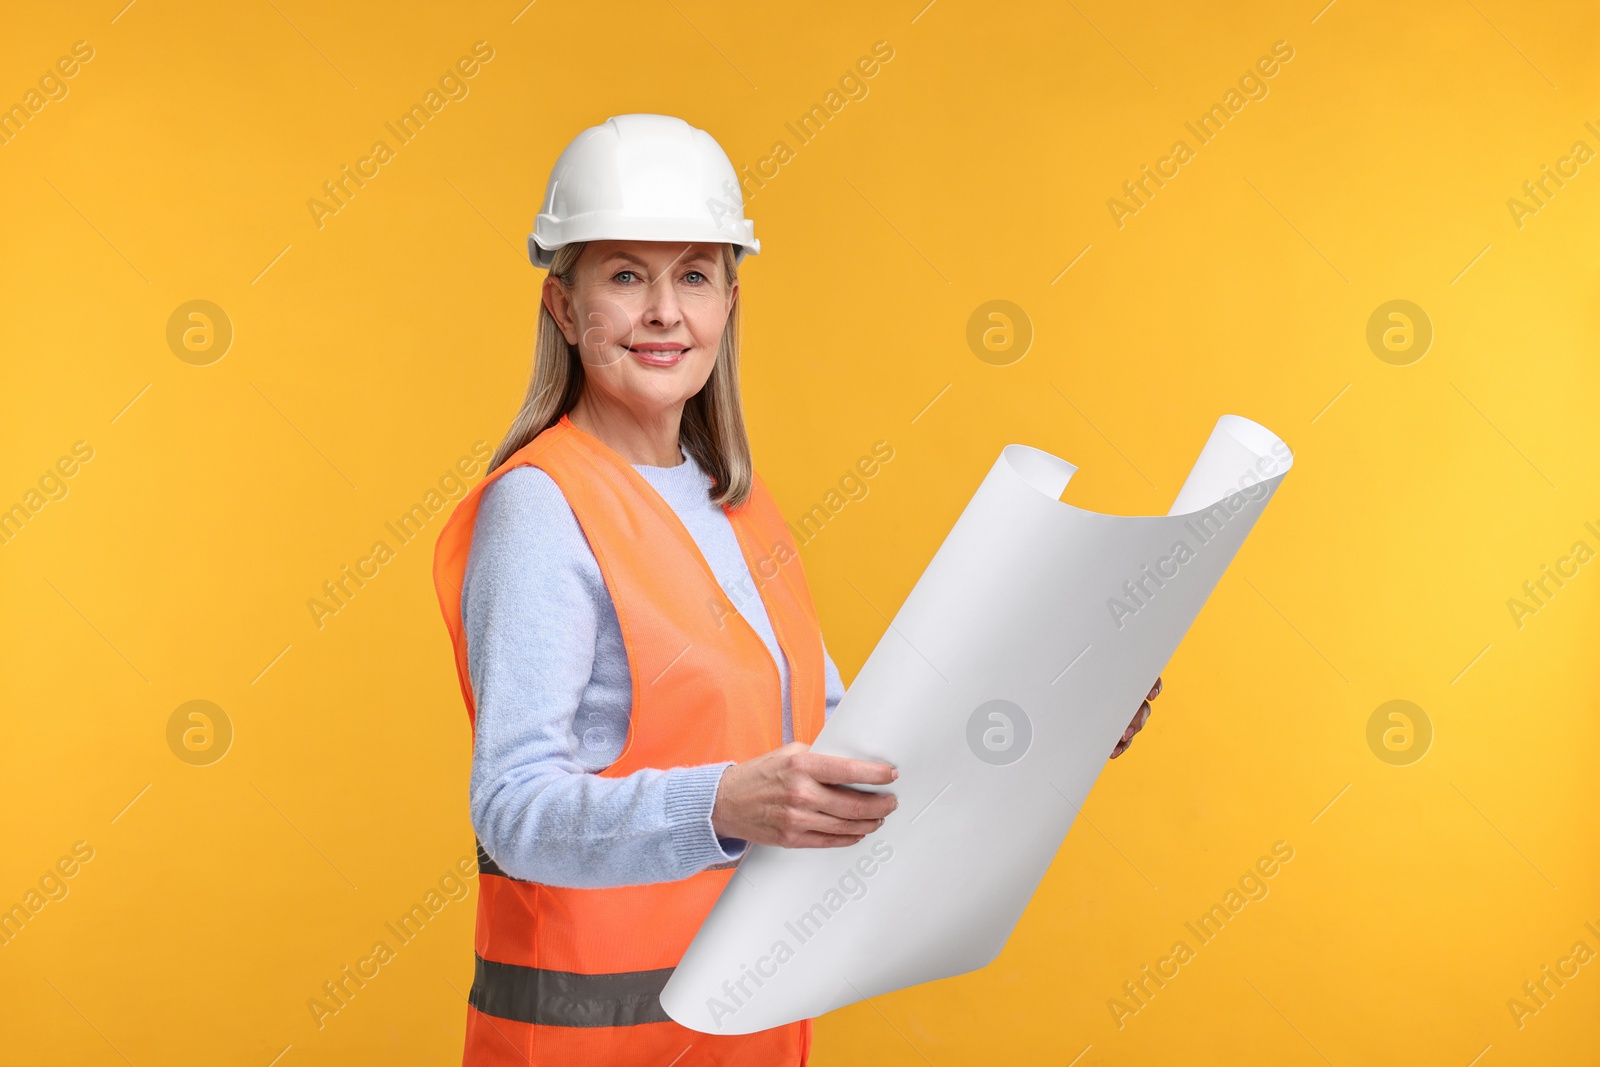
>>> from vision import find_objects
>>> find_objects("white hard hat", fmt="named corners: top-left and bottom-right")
top-left (528, 113), bottom-right (760, 269)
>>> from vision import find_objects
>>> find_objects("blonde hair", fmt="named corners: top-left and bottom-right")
top-left (487, 241), bottom-right (753, 509)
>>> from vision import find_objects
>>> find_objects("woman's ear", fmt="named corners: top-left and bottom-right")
top-left (543, 274), bottom-right (581, 346)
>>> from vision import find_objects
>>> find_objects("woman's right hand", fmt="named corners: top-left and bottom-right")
top-left (711, 742), bottom-right (899, 849)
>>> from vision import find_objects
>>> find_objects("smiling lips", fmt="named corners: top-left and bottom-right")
top-left (626, 342), bottom-right (691, 367)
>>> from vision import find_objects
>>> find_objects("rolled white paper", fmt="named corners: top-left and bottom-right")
top-left (661, 415), bottom-right (1294, 1034)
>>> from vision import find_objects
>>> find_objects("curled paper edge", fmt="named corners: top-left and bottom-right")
top-left (662, 415), bottom-right (1294, 1034)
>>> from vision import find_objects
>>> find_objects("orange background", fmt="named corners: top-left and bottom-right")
top-left (2, 1), bottom-right (1597, 1063)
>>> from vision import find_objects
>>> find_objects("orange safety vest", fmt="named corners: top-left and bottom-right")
top-left (432, 413), bottom-right (827, 1066)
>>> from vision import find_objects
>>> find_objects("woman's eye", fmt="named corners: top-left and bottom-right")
top-left (613, 270), bottom-right (636, 283)
top-left (684, 271), bottom-right (705, 284)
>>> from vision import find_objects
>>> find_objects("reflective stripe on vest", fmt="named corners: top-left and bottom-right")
top-left (469, 955), bottom-right (675, 1028)
top-left (434, 415), bottom-right (825, 1065)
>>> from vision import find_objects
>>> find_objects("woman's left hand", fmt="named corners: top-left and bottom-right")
top-left (1110, 676), bottom-right (1162, 758)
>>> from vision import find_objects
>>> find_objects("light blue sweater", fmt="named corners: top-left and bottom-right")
top-left (462, 445), bottom-right (845, 890)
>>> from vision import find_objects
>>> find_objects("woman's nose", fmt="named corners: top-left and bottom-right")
top-left (641, 276), bottom-right (684, 327)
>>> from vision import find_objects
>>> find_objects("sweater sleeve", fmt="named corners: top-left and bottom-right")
top-left (463, 466), bottom-right (744, 890)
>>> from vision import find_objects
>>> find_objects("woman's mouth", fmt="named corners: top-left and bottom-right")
top-left (625, 344), bottom-right (690, 367)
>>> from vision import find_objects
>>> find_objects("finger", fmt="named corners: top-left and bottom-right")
top-left (1110, 739), bottom-right (1126, 758)
top-left (1148, 677), bottom-right (1162, 701)
top-left (803, 752), bottom-right (899, 787)
top-left (1132, 700), bottom-right (1151, 733)
top-left (787, 830), bottom-right (869, 849)
top-left (1120, 700), bottom-right (1145, 735)
top-left (811, 783), bottom-right (899, 822)
top-left (793, 810), bottom-right (889, 838)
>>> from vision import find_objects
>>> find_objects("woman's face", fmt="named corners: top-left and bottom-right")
top-left (544, 240), bottom-right (736, 422)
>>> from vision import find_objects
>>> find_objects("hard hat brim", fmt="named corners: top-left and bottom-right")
top-left (528, 213), bottom-right (759, 269)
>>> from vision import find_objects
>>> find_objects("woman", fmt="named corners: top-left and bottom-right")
top-left (432, 114), bottom-right (1158, 1066)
